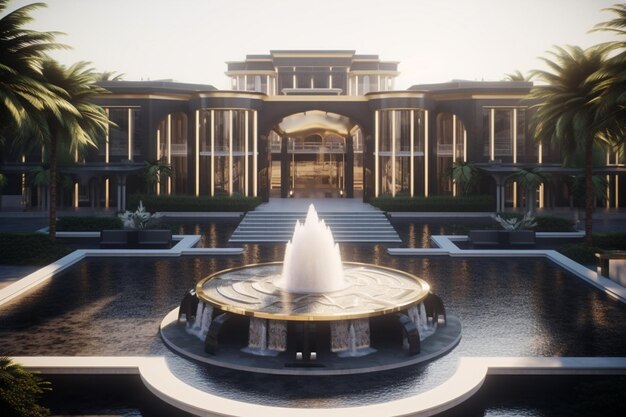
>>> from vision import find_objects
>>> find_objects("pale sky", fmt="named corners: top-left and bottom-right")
top-left (9, 0), bottom-right (620, 89)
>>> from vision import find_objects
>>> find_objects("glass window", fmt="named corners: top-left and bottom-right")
top-left (313, 72), bottom-right (328, 89)
top-left (362, 76), bottom-right (370, 94)
top-left (297, 74), bottom-right (310, 89)
top-left (379, 111), bottom-right (392, 151)
top-left (494, 109), bottom-right (513, 157)
top-left (108, 109), bottom-right (129, 159)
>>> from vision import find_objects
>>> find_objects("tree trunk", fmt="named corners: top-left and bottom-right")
top-left (527, 189), bottom-right (535, 216)
top-left (49, 136), bottom-right (57, 240)
top-left (584, 137), bottom-right (594, 245)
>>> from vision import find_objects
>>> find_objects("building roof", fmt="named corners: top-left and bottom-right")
top-left (97, 80), bottom-right (217, 94)
top-left (409, 80), bottom-right (533, 94)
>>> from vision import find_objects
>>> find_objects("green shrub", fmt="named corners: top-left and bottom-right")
top-left (557, 232), bottom-right (626, 265)
top-left (534, 216), bottom-right (575, 232)
top-left (371, 195), bottom-right (494, 212)
top-left (558, 243), bottom-right (603, 265)
top-left (0, 233), bottom-right (71, 265)
top-left (57, 216), bottom-right (123, 231)
top-left (0, 357), bottom-right (50, 417)
top-left (592, 233), bottom-right (626, 250)
top-left (127, 194), bottom-right (262, 212)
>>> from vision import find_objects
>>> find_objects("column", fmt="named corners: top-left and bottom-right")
top-left (346, 135), bottom-right (354, 198)
top-left (374, 111), bottom-right (379, 197)
top-left (116, 174), bottom-right (127, 212)
top-left (280, 137), bottom-right (289, 198)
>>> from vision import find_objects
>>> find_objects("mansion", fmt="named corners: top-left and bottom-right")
top-left (1, 50), bottom-right (624, 211)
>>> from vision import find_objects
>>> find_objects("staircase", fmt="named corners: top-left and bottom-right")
top-left (229, 210), bottom-right (401, 243)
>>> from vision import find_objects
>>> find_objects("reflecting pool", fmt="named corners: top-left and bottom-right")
top-left (1, 242), bottom-right (625, 408)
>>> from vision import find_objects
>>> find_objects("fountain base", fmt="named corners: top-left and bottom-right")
top-left (160, 308), bottom-right (462, 375)
top-left (163, 261), bottom-right (461, 375)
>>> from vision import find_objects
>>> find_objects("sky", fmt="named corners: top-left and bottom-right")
top-left (8, 0), bottom-right (620, 89)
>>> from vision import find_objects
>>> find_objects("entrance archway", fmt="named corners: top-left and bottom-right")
top-left (269, 110), bottom-right (362, 198)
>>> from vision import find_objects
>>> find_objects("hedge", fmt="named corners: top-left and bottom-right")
top-left (0, 233), bottom-right (71, 265)
top-left (127, 194), bottom-right (262, 212)
top-left (534, 216), bottom-right (575, 232)
top-left (592, 233), bottom-right (626, 250)
top-left (371, 195), bottom-right (494, 212)
top-left (57, 216), bottom-right (123, 231)
top-left (558, 233), bottom-right (626, 265)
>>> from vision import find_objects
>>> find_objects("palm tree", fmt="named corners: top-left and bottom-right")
top-left (0, 0), bottom-right (68, 142)
top-left (37, 59), bottom-right (109, 238)
top-left (530, 45), bottom-right (609, 243)
top-left (143, 158), bottom-right (172, 194)
top-left (514, 167), bottom-right (548, 215)
top-left (0, 171), bottom-right (6, 209)
top-left (504, 70), bottom-right (534, 82)
top-left (94, 70), bottom-right (124, 81)
top-left (0, 356), bottom-right (50, 417)
top-left (450, 161), bottom-right (478, 195)
top-left (28, 164), bottom-right (49, 209)
top-left (591, 4), bottom-right (626, 147)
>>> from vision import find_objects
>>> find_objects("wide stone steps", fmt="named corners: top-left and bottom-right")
top-left (229, 211), bottom-right (401, 243)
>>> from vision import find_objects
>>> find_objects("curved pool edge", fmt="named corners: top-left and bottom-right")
top-left (14, 355), bottom-right (626, 417)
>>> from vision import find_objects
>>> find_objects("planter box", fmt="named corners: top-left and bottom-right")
top-left (100, 229), bottom-right (171, 249)
top-left (469, 230), bottom-right (536, 248)
top-left (596, 252), bottom-right (626, 286)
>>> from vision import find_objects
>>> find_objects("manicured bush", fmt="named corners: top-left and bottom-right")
top-left (534, 216), bottom-right (575, 232)
top-left (127, 194), bottom-right (262, 212)
top-left (558, 233), bottom-right (626, 265)
top-left (592, 233), bottom-right (626, 250)
top-left (57, 216), bottom-right (123, 231)
top-left (558, 243), bottom-right (604, 265)
top-left (371, 195), bottom-right (494, 212)
top-left (0, 233), bottom-right (71, 265)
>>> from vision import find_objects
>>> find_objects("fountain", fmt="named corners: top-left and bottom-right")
top-left (279, 205), bottom-right (347, 293)
top-left (161, 204), bottom-right (461, 375)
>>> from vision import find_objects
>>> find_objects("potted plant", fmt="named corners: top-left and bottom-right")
top-left (492, 213), bottom-right (537, 247)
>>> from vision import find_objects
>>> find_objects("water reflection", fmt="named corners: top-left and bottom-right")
top-left (0, 220), bottom-right (625, 408)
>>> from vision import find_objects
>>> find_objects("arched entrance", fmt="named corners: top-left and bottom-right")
top-left (269, 110), bottom-right (362, 198)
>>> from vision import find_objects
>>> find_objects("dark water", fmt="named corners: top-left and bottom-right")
top-left (1, 220), bottom-right (625, 411)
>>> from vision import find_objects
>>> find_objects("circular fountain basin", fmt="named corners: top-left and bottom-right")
top-left (161, 262), bottom-right (461, 375)
top-left (195, 261), bottom-right (431, 321)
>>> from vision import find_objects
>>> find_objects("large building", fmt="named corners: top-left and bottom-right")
top-left (1, 50), bottom-right (624, 210)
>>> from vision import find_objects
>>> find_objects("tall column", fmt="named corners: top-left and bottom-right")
top-left (116, 174), bottom-right (128, 212)
top-left (258, 134), bottom-right (270, 202)
top-left (280, 137), bottom-right (289, 198)
top-left (345, 135), bottom-right (354, 198)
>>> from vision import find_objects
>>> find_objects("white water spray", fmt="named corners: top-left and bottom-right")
top-left (279, 204), bottom-right (347, 293)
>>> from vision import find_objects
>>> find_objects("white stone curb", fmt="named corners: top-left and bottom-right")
top-left (13, 355), bottom-right (626, 417)
top-left (0, 233), bottom-right (242, 305)
top-left (388, 234), bottom-right (626, 303)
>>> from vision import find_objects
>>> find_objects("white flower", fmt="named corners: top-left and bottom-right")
top-left (118, 201), bottom-right (161, 229)
top-left (492, 213), bottom-right (537, 231)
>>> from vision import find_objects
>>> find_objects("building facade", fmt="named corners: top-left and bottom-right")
top-left (1, 50), bottom-right (624, 210)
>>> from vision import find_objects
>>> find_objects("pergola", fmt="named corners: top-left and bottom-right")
top-left (1, 162), bottom-right (144, 211)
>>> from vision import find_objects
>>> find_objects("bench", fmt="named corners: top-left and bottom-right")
top-left (99, 230), bottom-right (129, 249)
top-left (596, 252), bottom-right (626, 287)
top-left (138, 230), bottom-right (172, 249)
top-left (469, 230), bottom-right (500, 248)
